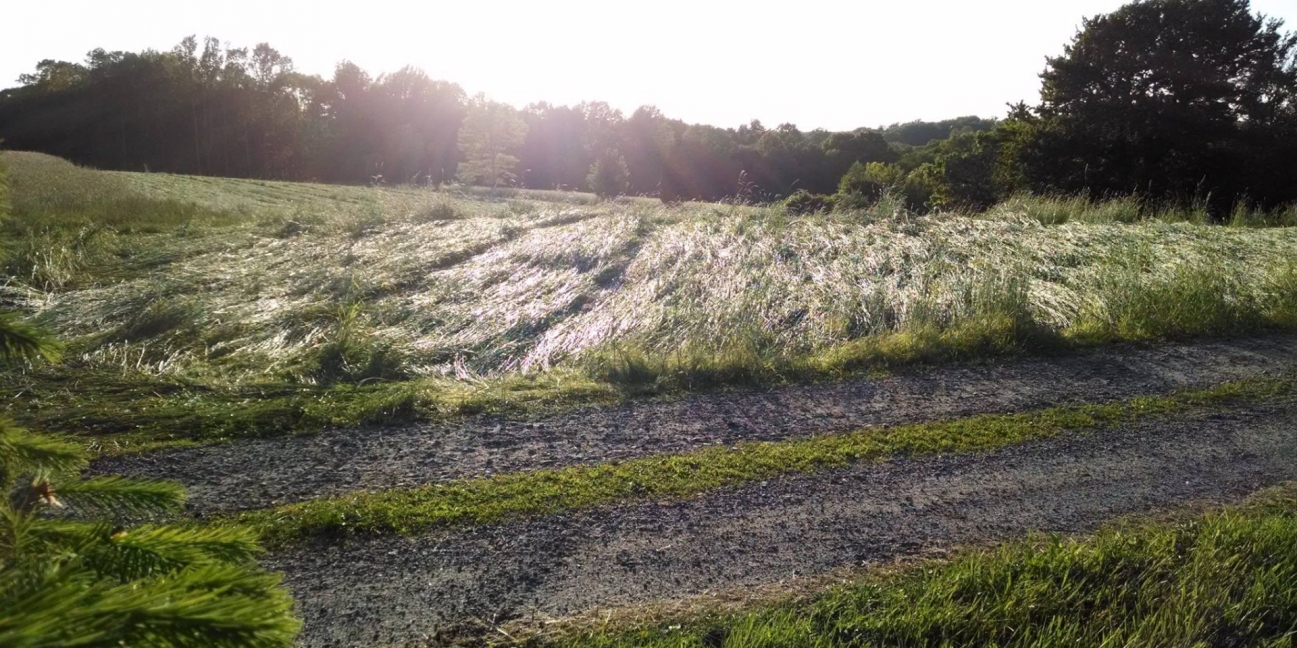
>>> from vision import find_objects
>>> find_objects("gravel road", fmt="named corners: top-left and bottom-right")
top-left (270, 400), bottom-right (1297, 647)
top-left (96, 335), bottom-right (1297, 513)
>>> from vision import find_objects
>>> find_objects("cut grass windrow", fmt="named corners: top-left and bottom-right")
top-left (7, 152), bottom-right (1297, 447)
top-left (549, 482), bottom-right (1297, 648)
top-left (230, 375), bottom-right (1297, 548)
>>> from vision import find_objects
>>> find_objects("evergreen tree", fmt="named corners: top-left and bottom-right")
top-left (0, 314), bottom-right (300, 647)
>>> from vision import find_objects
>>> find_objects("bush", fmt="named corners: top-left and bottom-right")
top-left (783, 189), bottom-right (834, 215)
top-left (836, 161), bottom-right (901, 203)
top-left (900, 163), bottom-right (941, 210)
top-left (588, 150), bottom-right (630, 200)
top-left (834, 162), bottom-right (927, 212)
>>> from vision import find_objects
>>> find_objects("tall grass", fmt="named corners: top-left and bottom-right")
top-left (0, 156), bottom-right (11, 221)
top-left (5, 152), bottom-right (1297, 441)
top-left (988, 191), bottom-right (1297, 227)
top-left (990, 192), bottom-right (1145, 225)
top-left (0, 153), bottom-right (255, 291)
top-left (12, 152), bottom-right (1297, 383)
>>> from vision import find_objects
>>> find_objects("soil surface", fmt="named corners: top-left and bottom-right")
top-left (270, 401), bottom-right (1297, 647)
top-left (97, 335), bottom-right (1297, 513)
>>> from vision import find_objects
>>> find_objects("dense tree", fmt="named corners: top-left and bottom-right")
top-left (881, 116), bottom-right (997, 146)
top-left (518, 103), bottom-right (590, 190)
top-left (619, 106), bottom-right (678, 195)
top-left (820, 129), bottom-right (899, 194)
top-left (458, 96), bottom-right (528, 190)
top-left (0, 37), bottom-right (1002, 203)
top-left (1033, 0), bottom-right (1297, 209)
top-left (0, 40), bottom-right (464, 185)
top-left (588, 148), bottom-right (630, 199)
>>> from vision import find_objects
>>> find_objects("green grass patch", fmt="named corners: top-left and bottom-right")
top-left (229, 376), bottom-right (1296, 547)
top-left (3, 366), bottom-right (620, 456)
top-left (553, 483), bottom-right (1297, 648)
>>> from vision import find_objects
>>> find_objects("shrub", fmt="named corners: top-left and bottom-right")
top-left (783, 189), bottom-right (834, 215)
top-left (588, 150), bottom-right (630, 200)
top-left (899, 163), bottom-right (941, 210)
top-left (835, 161), bottom-right (902, 205)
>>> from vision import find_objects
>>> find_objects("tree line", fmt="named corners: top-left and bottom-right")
top-left (1, 0), bottom-right (1294, 215)
top-left (0, 36), bottom-right (990, 201)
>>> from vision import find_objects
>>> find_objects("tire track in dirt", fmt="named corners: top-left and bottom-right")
top-left (96, 335), bottom-right (1297, 513)
top-left (270, 401), bottom-right (1297, 647)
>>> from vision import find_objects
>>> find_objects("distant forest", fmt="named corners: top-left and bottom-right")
top-left (1, 0), bottom-right (1295, 214)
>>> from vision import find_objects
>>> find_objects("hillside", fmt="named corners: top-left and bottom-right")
top-left (4, 151), bottom-right (1297, 450)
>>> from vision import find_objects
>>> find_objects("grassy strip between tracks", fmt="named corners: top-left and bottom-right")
top-left (228, 375), bottom-right (1296, 548)
top-left (548, 482), bottom-right (1297, 648)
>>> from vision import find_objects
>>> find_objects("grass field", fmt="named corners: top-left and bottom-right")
top-left (5, 152), bottom-right (1297, 646)
top-left (4, 151), bottom-right (1297, 448)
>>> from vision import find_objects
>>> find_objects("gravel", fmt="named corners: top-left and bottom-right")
top-left (270, 400), bottom-right (1297, 647)
top-left (96, 335), bottom-right (1297, 514)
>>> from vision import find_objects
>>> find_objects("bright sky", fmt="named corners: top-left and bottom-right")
top-left (3, 0), bottom-right (1296, 131)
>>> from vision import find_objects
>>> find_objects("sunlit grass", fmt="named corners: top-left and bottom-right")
top-left (4, 151), bottom-right (1297, 443)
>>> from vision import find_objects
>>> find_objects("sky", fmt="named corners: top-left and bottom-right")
top-left (3, 0), bottom-right (1296, 132)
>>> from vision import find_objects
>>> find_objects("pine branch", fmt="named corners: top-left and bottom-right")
top-left (79, 524), bottom-right (263, 582)
top-left (0, 423), bottom-right (85, 489)
top-left (0, 560), bottom-right (108, 648)
top-left (55, 476), bottom-right (185, 516)
top-left (2, 517), bottom-right (105, 564)
top-left (75, 564), bottom-right (299, 648)
top-left (0, 559), bottom-right (299, 647)
top-left (0, 312), bottom-right (61, 365)
top-left (111, 524), bottom-right (263, 566)
top-left (0, 424), bottom-right (298, 646)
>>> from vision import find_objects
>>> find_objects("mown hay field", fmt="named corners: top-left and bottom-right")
top-left (3, 151), bottom-right (1296, 446)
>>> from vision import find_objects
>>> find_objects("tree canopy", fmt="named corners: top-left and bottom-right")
top-left (1032, 0), bottom-right (1297, 208)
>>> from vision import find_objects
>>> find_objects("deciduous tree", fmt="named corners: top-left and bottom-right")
top-left (458, 96), bottom-right (528, 190)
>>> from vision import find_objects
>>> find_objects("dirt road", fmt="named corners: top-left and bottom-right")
top-left (88, 335), bottom-right (1297, 646)
top-left (271, 400), bottom-right (1297, 646)
top-left (97, 335), bottom-right (1297, 514)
